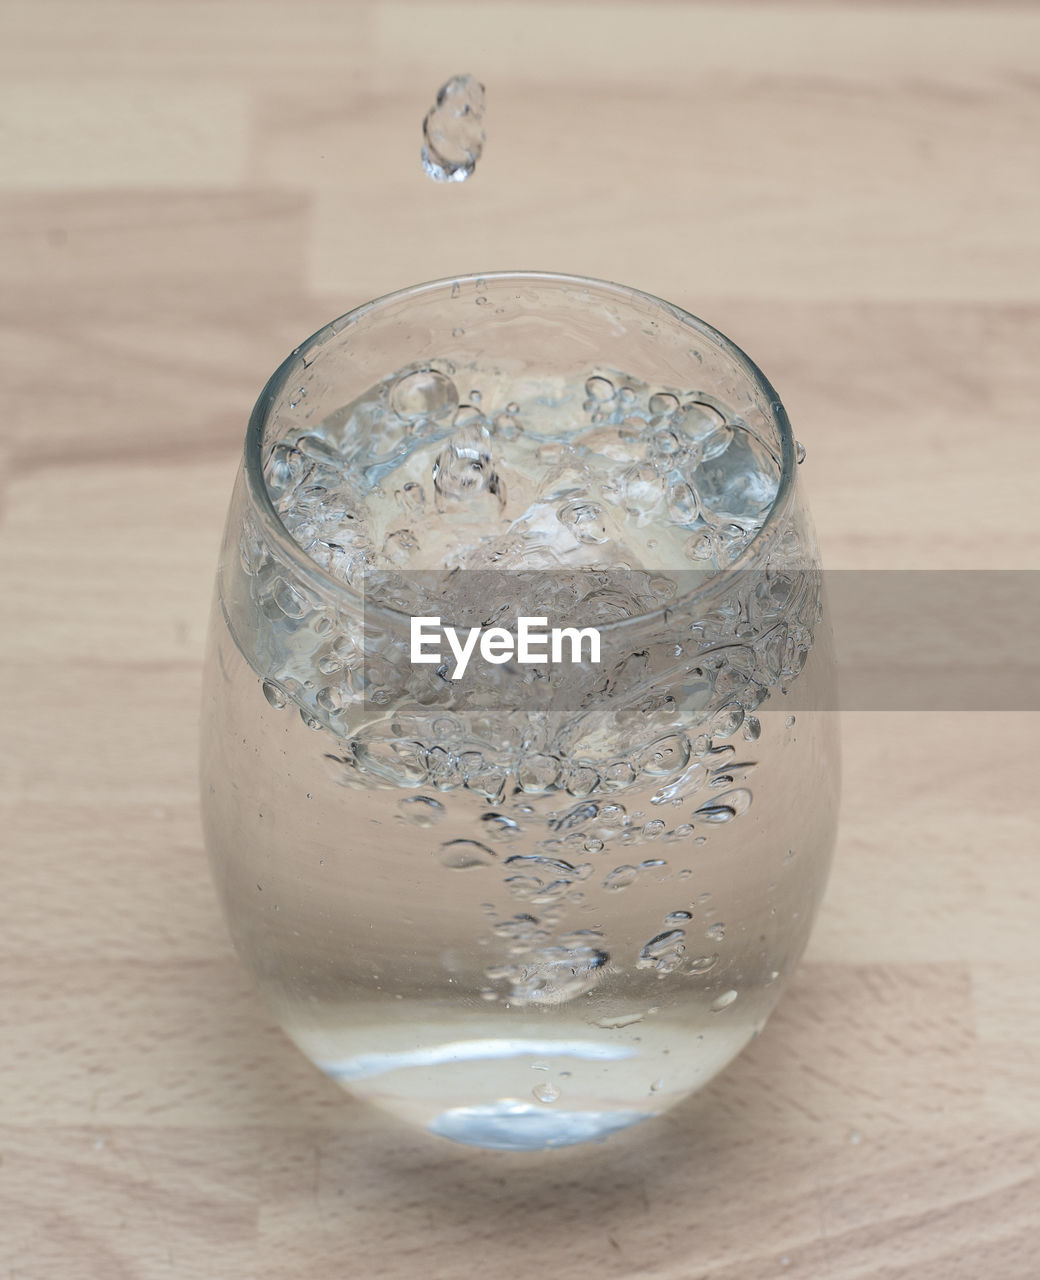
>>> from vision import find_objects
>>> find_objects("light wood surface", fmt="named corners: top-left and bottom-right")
top-left (3, 3), bottom-right (1039, 1276)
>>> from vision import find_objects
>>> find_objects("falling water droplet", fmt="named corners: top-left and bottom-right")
top-left (421, 74), bottom-right (486, 182)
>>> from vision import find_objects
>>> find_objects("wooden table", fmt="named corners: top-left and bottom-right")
top-left (3, 3), bottom-right (1038, 1275)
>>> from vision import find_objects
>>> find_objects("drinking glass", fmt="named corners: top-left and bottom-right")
top-left (200, 272), bottom-right (840, 1151)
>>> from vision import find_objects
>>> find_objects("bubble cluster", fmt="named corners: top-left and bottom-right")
top-left (637, 929), bottom-right (687, 975)
top-left (487, 943), bottom-right (609, 1006)
top-left (243, 359), bottom-right (817, 1020)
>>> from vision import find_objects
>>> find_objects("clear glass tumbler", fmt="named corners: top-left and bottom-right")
top-left (200, 273), bottom-right (840, 1151)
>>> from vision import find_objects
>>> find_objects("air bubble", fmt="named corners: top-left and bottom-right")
top-left (705, 922), bottom-right (726, 941)
top-left (694, 788), bottom-right (752, 823)
top-left (584, 376), bottom-right (615, 402)
top-left (398, 795), bottom-right (446, 826)
top-left (390, 368), bottom-right (460, 421)
top-left (558, 499), bottom-right (610, 544)
top-left (603, 865), bottom-right (638, 891)
top-left (637, 734), bottom-right (690, 777)
top-left (687, 953), bottom-right (719, 974)
top-left (594, 1011), bottom-right (644, 1030)
top-left (637, 929), bottom-right (687, 974)
top-left (433, 422), bottom-right (497, 500)
top-left (603, 762), bottom-right (636, 790)
top-left (316, 685), bottom-right (346, 713)
top-left (492, 411), bottom-right (522, 439)
top-left (517, 754), bottom-right (561, 793)
top-left (709, 704), bottom-right (745, 739)
top-left (382, 528), bottom-right (419, 564)
top-left (710, 989), bottom-right (739, 1011)
top-left (532, 1081), bottom-right (560, 1104)
top-left (667, 481), bottom-right (700, 526)
top-left (648, 392), bottom-right (680, 416)
top-left (565, 766), bottom-right (600, 798)
top-left (439, 839), bottom-right (495, 869)
top-left (509, 945), bottom-right (608, 1005)
top-left (684, 530), bottom-right (718, 562)
top-left (395, 482), bottom-right (426, 517)
top-left (481, 812), bottom-right (520, 838)
top-left (262, 680), bottom-right (287, 709)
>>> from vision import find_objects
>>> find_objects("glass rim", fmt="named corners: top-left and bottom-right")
top-left (244, 270), bottom-right (798, 632)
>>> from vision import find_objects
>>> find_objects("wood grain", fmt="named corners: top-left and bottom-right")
top-left (2, 2), bottom-right (1038, 1276)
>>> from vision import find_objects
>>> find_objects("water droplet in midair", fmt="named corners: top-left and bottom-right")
top-left (421, 74), bottom-right (486, 182)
